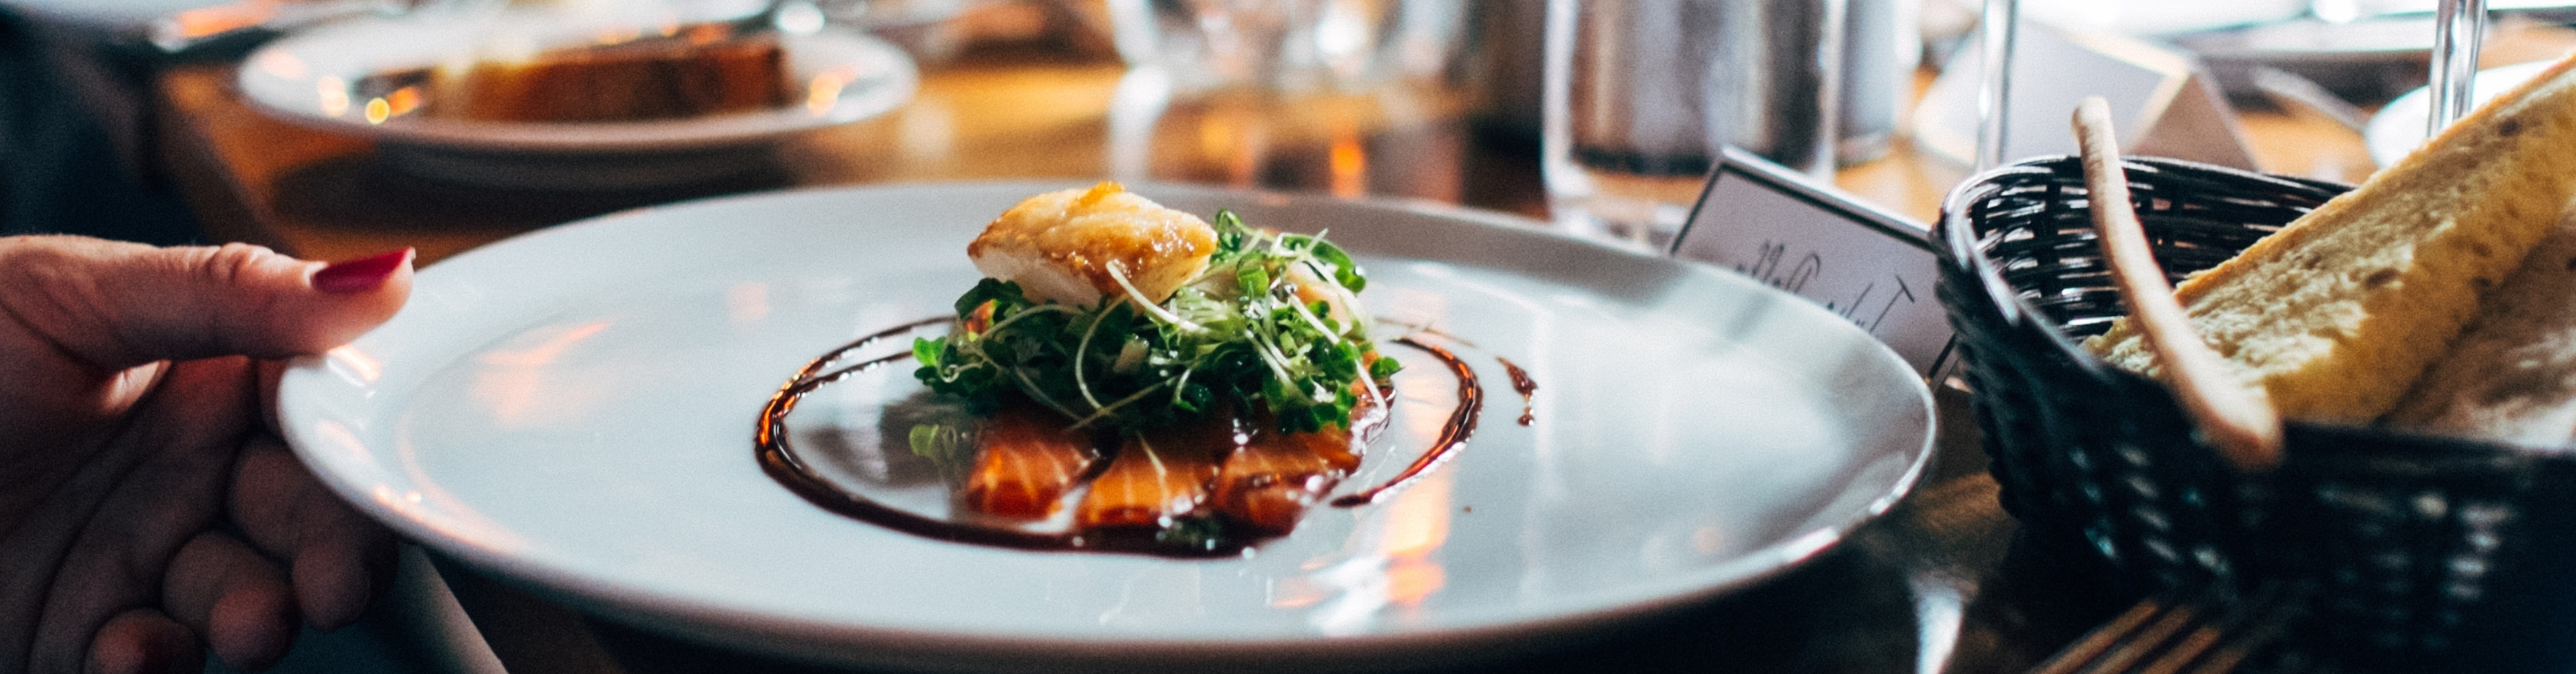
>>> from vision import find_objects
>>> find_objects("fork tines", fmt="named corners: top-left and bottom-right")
top-left (2029, 585), bottom-right (2301, 674)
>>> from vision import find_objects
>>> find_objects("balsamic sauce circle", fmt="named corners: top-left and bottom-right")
top-left (754, 317), bottom-right (1505, 557)
top-left (1497, 356), bottom-right (1537, 427)
top-left (1326, 337), bottom-right (1482, 508)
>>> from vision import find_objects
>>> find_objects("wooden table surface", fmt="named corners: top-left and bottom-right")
top-left (141, 19), bottom-right (2541, 673)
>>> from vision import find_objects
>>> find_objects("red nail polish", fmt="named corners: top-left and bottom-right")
top-left (314, 248), bottom-right (414, 294)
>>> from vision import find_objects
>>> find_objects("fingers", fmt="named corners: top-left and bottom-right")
top-left (161, 533), bottom-right (294, 671)
top-left (229, 436), bottom-right (395, 630)
top-left (17, 359), bottom-right (252, 674)
top-left (0, 235), bottom-right (413, 372)
top-left (85, 610), bottom-right (199, 674)
top-left (259, 360), bottom-right (285, 436)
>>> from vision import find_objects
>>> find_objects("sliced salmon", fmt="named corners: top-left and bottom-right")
top-left (1211, 394), bottom-right (1380, 534)
top-left (959, 403), bottom-right (1099, 519)
top-left (1210, 399), bottom-right (1381, 535)
top-left (1074, 420), bottom-right (1236, 530)
top-left (1210, 426), bottom-right (1356, 535)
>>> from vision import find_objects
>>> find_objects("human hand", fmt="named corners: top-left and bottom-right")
top-left (0, 236), bottom-right (414, 673)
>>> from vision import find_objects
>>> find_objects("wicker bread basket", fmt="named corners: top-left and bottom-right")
top-left (1936, 155), bottom-right (2576, 671)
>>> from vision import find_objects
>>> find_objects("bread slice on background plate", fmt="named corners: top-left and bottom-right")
top-left (2385, 215), bottom-right (2576, 446)
top-left (2086, 53), bottom-right (2576, 425)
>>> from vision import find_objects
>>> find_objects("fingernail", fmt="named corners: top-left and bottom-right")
top-left (313, 248), bottom-right (413, 294)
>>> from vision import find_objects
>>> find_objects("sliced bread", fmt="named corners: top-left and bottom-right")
top-left (2382, 215), bottom-right (2576, 445)
top-left (2085, 53), bottom-right (2576, 425)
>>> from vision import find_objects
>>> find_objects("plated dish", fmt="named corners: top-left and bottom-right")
top-left (236, 11), bottom-right (915, 189)
top-left (762, 183), bottom-right (1426, 557)
top-left (2366, 60), bottom-right (2553, 167)
top-left (275, 183), bottom-right (1935, 670)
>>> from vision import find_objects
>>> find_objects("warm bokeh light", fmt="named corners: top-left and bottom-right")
top-left (807, 73), bottom-right (847, 116)
top-left (253, 49), bottom-right (307, 81)
top-left (316, 75), bottom-right (350, 117)
top-left (896, 100), bottom-right (957, 163)
top-left (1329, 135), bottom-right (1366, 198)
top-left (473, 322), bottom-right (613, 427)
top-left (684, 23), bottom-right (727, 45)
top-left (1196, 107), bottom-right (1240, 162)
top-left (365, 97), bottom-right (390, 124)
top-left (327, 345), bottom-right (385, 385)
top-left (1192, 103), bottom-right (1269, 186)
top-left (594, 25), bottom-right (646, 46)
top-left (168, 3), bottom-right (275, 40)
top-left (385, 86), bottom-right (424, 118)
top-left (478, 321), bottom-right (611, 368)
top-left (315, 420), bottom-right (369, 460)
top-left (1380, 469), bottom-right (1455, 611)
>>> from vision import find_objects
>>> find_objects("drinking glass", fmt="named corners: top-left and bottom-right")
top-left (1099, 0), bottom-right (1472, 200)
top-left (1104, 0), bottom-right (1466, 95)
top-left (1541, 0), bottom-right (1844, 249)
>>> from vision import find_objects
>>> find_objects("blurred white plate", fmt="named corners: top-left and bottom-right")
top-left (237, 13), bottom-right (914, 189)
top-left (11, 0), bottom-right (239, 24)
top-left (2019, 0), bottom-right (2308, 37)
top-left (2367, 60), bottom-right (2554, 167)
top-left (276, 183), bottom-right (1935, 671)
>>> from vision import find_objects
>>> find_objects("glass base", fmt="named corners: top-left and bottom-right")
top-left (1546, 168), bottom-right (1709, 252)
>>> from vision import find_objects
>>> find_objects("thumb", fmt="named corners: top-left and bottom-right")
top-left (0, 236), bottom-right (413, 370)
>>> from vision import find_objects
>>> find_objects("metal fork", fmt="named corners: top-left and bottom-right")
top-left (2028, 585), bottom-right (2302, 674)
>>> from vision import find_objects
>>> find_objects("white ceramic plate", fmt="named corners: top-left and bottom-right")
top-left (236, 13), bottom-right (915, 189)
top-left (2021, 0), bottom-right (2307, 37)
top-left (277, 183), bottom-right (1935, 671)
top-left (2366, 60), bottom-right (2554, 167)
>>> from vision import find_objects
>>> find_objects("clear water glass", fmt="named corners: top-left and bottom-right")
top-left (1541, 0), bottom-right (1842, 249)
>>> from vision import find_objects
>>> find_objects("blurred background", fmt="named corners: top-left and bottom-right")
top-left (8, 0), bottom-right (2576, 671)
top-left (17, 0), bottom-right (2576, 254)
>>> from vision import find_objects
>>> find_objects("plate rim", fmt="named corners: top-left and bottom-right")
top-left (278, 180), bottom-right (1939, 667)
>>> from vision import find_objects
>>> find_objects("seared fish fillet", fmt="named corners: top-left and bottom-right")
top-left (969, 182), bottom-right (1216, 307)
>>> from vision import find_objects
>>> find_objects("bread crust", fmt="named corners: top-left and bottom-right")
top-left (2087, 53), bottom-right (2576, 424)
top-left (2385, 217), bottom-right (2576, 445)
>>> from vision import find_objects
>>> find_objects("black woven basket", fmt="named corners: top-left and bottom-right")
top-left (1936, 156), bottom-right (2576, 671)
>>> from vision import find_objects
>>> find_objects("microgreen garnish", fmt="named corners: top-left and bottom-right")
top-left (913, 210), bottom-right (1398, 433)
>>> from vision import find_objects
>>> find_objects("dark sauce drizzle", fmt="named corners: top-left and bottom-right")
top-left (1326, 336), bottom-right (1482, 507)
top-left (1403, 326), bottom-right (1534, 425)
top-left (756, 318), bottom-right (1494, 557)
top-left (1497, 356), bottom-right (1537, 426)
